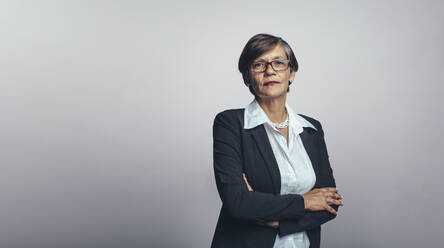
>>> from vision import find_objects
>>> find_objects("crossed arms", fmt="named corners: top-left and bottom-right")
top-left (213, 112), bottom-right (343, 237)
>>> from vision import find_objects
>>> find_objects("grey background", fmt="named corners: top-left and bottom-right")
top-left (1, 0), bottom-right (443, 247)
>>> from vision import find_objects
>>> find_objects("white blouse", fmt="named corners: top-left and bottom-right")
top-left (244, 99), bottom-right (317, 248)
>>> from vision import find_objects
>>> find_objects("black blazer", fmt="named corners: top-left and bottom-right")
top-left (211, 108), bottom-right (339, 248)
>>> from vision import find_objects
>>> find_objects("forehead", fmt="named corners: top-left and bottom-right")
top-left (254, 44), bottom-right (287, 61)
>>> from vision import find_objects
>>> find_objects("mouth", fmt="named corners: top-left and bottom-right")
top-left (264, 81), bottom-right (280, 86)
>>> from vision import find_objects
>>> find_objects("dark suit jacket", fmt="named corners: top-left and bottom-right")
top-left (211, 108), bottom-right (339, 248)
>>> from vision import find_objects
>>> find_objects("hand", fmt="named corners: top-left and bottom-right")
top-left (256, 220), bottom-right (279, 228)
top-left (302, 187), bottom-right (343, 215)
top-left (242, 173), bottom-right (253, 191)
top-left (242, 173), bottom-right (279, 228)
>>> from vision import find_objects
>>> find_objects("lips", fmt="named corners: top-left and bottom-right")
top-left (264, 81), bottom-right (279, 86)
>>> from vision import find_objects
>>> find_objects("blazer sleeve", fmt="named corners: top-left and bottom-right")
top-left (213, 111), bottom-right (305, 222)
top-left (278, 121), bottom-right (340, 237)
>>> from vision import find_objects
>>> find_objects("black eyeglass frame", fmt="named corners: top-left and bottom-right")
top-left (249, 59), bottom-right (291, 73)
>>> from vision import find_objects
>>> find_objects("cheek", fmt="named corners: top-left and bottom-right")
top-left (282, 71), bottom-right (290, 80)
top-left (251, 75), bottom-right (262, 85)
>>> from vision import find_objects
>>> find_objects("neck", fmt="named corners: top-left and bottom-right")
top-left (256, 95), bottom-right (287, 123)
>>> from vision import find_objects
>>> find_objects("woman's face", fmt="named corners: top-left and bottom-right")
top-left (248, 44), bottom-right (296, 99)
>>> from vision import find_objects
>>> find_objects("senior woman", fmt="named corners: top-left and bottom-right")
top-left (211, 33), bottom-right (343, 248)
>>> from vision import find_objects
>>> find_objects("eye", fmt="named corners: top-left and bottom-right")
top-left (275, 60), bottom-right (284, 64)
top-left (253, 62), bottom-right (264, 68)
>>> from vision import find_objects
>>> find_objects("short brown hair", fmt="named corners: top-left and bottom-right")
top-left (238, 33), bottom-right (298, 96)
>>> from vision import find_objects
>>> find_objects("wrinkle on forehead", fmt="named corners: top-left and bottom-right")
top-left (254, 45), bottom-right (288, 62)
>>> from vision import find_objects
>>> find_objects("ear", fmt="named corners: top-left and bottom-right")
top-left (289, 70), bottom-right (296, 82)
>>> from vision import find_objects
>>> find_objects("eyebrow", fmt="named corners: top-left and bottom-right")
top-left (254, 56), bottom-right (285, 62)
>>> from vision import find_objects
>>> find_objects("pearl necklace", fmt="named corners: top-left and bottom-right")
top-left (271, 108), bottom-right (288, 129)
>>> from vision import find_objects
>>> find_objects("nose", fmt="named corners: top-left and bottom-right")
top-left (264, 62), bottom-right (276, 75)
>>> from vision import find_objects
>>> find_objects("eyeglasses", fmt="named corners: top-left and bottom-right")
top-left (250, 59), bottom-right (290, 72)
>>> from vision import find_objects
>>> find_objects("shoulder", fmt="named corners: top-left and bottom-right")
top-left (213, 108), bottom-right (245, 130)
top-left (213, 108), bottom-right (244, 122)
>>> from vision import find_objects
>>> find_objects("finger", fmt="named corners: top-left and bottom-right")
top-left (323, 191), bottom-right (333, 197)
top-left (242, 174), bottom-right (249, 184)
top-left (333, 193), bottom-right (343, 199)
top-left (242, 174), bottom-right (253, 191)
top-left (321, 192), bottom-right (334, 199)
top-left (247, 185), bottom-right (253, 191)
top-left (326, 198), bottom-right (344, 206)
top-left (325, 205), bottom-right (337, 215)
top-left (319, 187), bottom-right (338, 192)
top-left (265, 221), bottom-right (279, 228)
top-left (324, 192), bottom-right (343, 200)
top-left (325, 192), bottom-right (340, 198)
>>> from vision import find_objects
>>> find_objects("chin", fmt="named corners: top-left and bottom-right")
top-left (259, 90), bottom-right (286, 98)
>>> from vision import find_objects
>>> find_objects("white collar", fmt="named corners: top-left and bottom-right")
top-left (243, 98), bottom-right (317, 132)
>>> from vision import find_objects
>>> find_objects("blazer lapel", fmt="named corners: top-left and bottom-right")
top-left (250, 124), bottom-right (281, 194)
top-left (299, 127), bottom-right (321, 187)
top-left (249, 124), bottom-right (322, 194)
